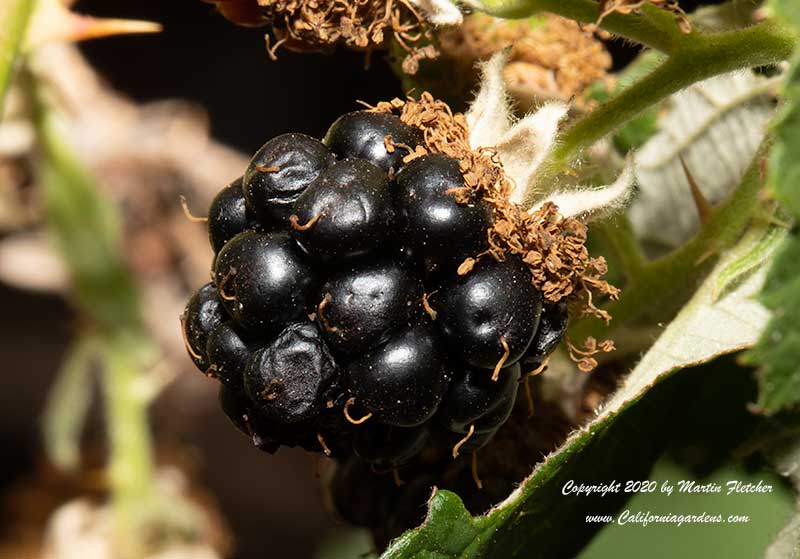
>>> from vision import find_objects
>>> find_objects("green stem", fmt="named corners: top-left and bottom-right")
top-left (571, 138), bottom-right (772, 342)
top-left (102, 332), bottom-right (157, 557)
top-left (0, 0), bottom-right (34, 115)
top-left (596, 217), bottom-right (646, 279)
top-left (524, 20), bottom-right (795, 207)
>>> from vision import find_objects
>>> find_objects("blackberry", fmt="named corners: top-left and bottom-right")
top-left (291, 158), bottom-right (395, 261)
top-left (208, 177), bottom-right (258, 253)
top-left (522, 301), bottom-right (569, 369)
top-left (245, 322), bottom-right (339, 424)
top-left (243, 133), bottom-right (334, 224)
top-left (394, 154), bottom-right (492, 275)
top-left (181, 106), bottom-right (580, 532)
top-left (346, 320), bottom-right (449, 427)
top-left (182, 282), bottom-right (228, 372)
top-left (437, 363), bottom-right (521, 435)
top-left (436, 256), bottom-right (543, 372)
top-left (352, 422), bottom-right (430, 468)
top-left (213, 230), bottom-right (317, 332)
top-left (206, 322), bottom-right (257, 391)
top-left (323, 111), bottom-right (423, 173)
top-left (317, 259), bottom-right (423, 355)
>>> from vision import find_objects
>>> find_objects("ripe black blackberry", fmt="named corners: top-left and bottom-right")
top-left (180, 101), bottom-right (609, 540)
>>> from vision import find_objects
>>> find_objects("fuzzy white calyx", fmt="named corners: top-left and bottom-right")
top-left (407, 0), bottom-right (463, 26)
top-left (466, 53), bottom-right (636, 222)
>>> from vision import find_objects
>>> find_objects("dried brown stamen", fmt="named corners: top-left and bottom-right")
top-left (422, 291), bottom-right (437, 320)
top-left (290, 212), bottom-right (323, 231)
top-left (471, 451), bottom-right (483, 490)
top-left (317, 293), bottom-right (339, 333)
top-left (179, 195), bottom-right (208, 223)
top-left (566, 337), bottom-right (615, 372)
top-left (259, 379), bottom-right (283, 401)
top-left (179, 314), bottom-right (203, 360)
top-left (457, 257), bottom-right (476, 276)
top-left (392, 467), bottom-right (404, 487)
top-left (317, 433), bottom-right (332, 457)
top-left (523, 375), bottom-right (534, 418)
top-left (452, 423), bottom-right (475, 458)
top-left (218, 267), bottom-right (238, 301)
top-left (343, 397), bottom-right (373, 425)
top-left (491, 336), bottom-right (510, 382)
top-left (255, 164), bottom-right (281, 173)
top-left (437, 15), bottom-right (613, 110)
top-left (248, 0), bottom-right (436, 75)
top-left (527, 357), bottom-right (549, 378)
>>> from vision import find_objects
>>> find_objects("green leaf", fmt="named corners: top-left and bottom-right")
top-left (42, 336), bottom-right (99, 471)
top-left (749, 236), bottom-right (800, 413)
top-left (752, 416), bottom-right (800, 558)
top-left (770, 0), bottom-right (800, 29)
top-left (713, 224), bottom-right (785, 302)
top-left (0, 0), bottom-right (34, 115)
top-left (748, 25), bottom-right (800, 413)
top-left (382, 226), bottom-right (775, 559)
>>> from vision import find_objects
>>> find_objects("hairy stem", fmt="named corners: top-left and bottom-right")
top-left (571, 138), bottom-right (772, 342)
top-left (523, 20), bottom-right (795, 206)
top-left (0, 0), bottom-right (34, 114)
top-left (596, 217), bottom-right (646, 279)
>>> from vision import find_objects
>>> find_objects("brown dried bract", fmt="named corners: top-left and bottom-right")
top-left (209, 0), bottom-right (436, 74)
top-left (369, 92), bottom-right (619, 367)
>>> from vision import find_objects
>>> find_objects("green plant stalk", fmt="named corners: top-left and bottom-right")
top-left (0, 0), bottom-right (34, 115)
top-left (595, 216), bottom-right (646, 279)
top-left (33, 80), bottom-right (158, 557)
top-left (523, 20), bottom-right (795, 206)
top-left (571, 138), bottom-right (772, 342)
top-left (101, 332), bottom-right (157, 556)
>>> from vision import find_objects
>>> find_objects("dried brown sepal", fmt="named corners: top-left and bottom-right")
top-left (208, 0), bottom-right (437, 74)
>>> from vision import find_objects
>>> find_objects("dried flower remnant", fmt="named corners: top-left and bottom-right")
top-left (437, 14), bottom-right (613, 109)
top-left (204, 0), bottom-right (459, 73)
top-left (594, 0), bottom-right (691, 34)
